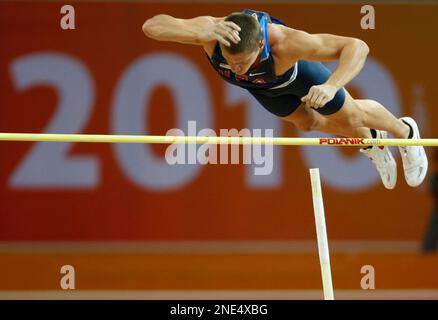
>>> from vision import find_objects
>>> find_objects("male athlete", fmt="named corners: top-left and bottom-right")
top-left (142, 9), bottom-right (428, 189)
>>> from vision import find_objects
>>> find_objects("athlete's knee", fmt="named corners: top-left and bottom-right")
top-left (353, 99), bottom-right (381, 126)
top-left (336, 99), bottom-right (366, 129)
top-left (296, 121), bottom-right (314, 132)
top-left (294, 111), bottom-right (321, 132)
top-left (349, 111), bottom-right (365, 128)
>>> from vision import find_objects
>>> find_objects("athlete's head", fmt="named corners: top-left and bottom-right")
top-left (220, 12), bottom-right (264, 75)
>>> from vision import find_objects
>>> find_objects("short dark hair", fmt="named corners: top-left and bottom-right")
top-left (223, 12), bottom-right (262, 54)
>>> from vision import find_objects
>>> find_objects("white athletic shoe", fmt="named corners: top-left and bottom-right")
top-left (360, 130), bottom-right (397, 190)
top-left (398, 117), bottom-right (428, 187)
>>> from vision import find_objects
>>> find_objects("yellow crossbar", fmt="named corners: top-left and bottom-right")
top-left (0, 133), bottom-right (437, 146)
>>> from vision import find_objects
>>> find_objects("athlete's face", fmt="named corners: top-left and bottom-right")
top-left (222, 41), bottom-right (264, 75)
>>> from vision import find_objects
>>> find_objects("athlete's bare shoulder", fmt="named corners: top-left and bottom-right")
top-left (267, 23), bottom-right (302, 59)
top-left (268, 23), bottom-right (366, 63)
top-left (266, 23), bottom-right (302, 70)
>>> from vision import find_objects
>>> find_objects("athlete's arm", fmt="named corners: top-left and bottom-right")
top-left (273, 26), bottom-right (369, 108)
top-left (142, 14), bottom-right (241, 48)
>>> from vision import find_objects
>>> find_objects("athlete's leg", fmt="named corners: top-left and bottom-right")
top-left (286, 60), bottom-right (405, 137)
top-left (323, 90), bottom-right (410, 139)
top-left (302, 89), bottom-right (398, 189)
top-left (314, 88), bottom-right (428, 188)
top-left (247, 87), bottom-right (363, 137)
top-left (283, 102), bottom-right (373, 138)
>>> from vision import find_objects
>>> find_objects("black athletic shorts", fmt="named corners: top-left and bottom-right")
top-left (248, 60), bottom-right (346, 117)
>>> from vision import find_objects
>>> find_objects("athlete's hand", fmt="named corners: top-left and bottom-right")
top-left (199, 19), bottom-right (241, 47)
top-left (301, 84), bottom-right (338, 109)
